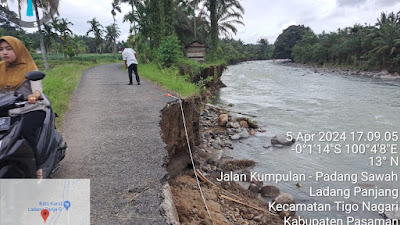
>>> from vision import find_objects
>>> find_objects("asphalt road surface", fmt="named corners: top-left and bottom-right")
top-left (53, 63), bottom-right (173, 225)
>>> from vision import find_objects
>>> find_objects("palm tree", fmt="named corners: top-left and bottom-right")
top-left (86, 18), bottom-right (104, 53)
top-left (56, 18), bottom-right (73, 48)
top-left (120, 0), bottom-right (144, 34)
top-left (376, 11), bottom-right (397, 28)
top-left (215, 0), bottom-right (244, 38)
top-left (208, 0), bottom-right (217, 50)
top-left (371, 23), bottom-right (400, 68)
top-left (105, 24), bottom-right (121, 53)
top-left (111, 0), bottom-right (121, 25)
top-left (123, 10), bottom-right (140, 34)
top-left (34, 0), bottom-right (58, 70)
top-left (188, 0), bottom-right (202, 39)
top-left (28, 0), bottom-right (60, 70)
top-left (205, 0), bottom-right (244, 49)
top-left (174, 2), bottom-right (209, 44)
top-left (42, 22), bottom-right (57, 52)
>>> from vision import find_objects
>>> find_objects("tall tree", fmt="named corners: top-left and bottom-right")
top-left (18, 0), bottom-right (59, 70)
top-left (105, 24), bottom-right (121, 53)
top-left (31, 0), bottom-right (60, 70)
top-left (186, 0), bottom-right (202, 39)
top-left (205, 0), bottom-right (244, 50)
top-left (257, 37), bottom-right (268, 58)
top-left (371, 20), bottom-right (400, 68)
top-left (215, 0), bottom-right (244, 38)
top-left (42, 22), bottom-right (57, 52)
top-left (111, 0), bottom-right (121, 25)
top-left (56, 18), bottom-right (73, 49)
top-left (86, 18), bottom-right (104, 53)
top-left (208, 0), bottom-right (217, 51)
top-left (273, 25), bottom-right (313, 59)
top-left (120, 0), bottom-right (140, 34)
top-left (174, 1), bottom-right (209, 44)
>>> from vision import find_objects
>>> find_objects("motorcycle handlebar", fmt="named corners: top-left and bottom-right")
top-left (15, 97), bottom-right (44, 106)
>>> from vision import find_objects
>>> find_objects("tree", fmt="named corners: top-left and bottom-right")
top-left (205, 0), bottom-right (244, 51)
top-left (42, 22), bottom-right (57, 52)
top-left (32, 0), bottom-right (60, 70)
top-left (174, 2), bottom-right (209, 45)
top-left (371, 20), bottom-right (400, 68)
top-left (272, 25), bottom-right (313, 59)
top-left (208, 0), bottom-right (217, 51)
top-left (68, 35), bottom-right (89, 54)
top-left (187, 0), bottom-right (201, 39)
top-left (111, 0), bottom-right (122, 25)
top-left (56, 18), bottom-right (73, 49)
top-left (120, 0), bottom-right (141, 34)
top-left (86, 18), bottom-right (104, 53)
top-left (123, 6), bottom-right (139, 34)
top-left (105, 24), bottom-right (121, 53)
top-left (157, 35), bottom-right (183, 67)
top-left (215, 0), bottom-right (244, 38)
top-left (257, 37), bottom-right (268, 59)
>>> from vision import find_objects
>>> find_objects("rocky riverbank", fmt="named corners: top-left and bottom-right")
top-left (282, 61), bottom-right (400, 80)
top-left (167, 103), bottom-right (298, 225)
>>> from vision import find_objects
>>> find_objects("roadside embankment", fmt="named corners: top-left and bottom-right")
top-left (160, 64), bottom-right (287, 224)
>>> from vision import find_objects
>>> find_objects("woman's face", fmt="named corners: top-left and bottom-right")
top-left (0, 41), bottom-right (17, 63)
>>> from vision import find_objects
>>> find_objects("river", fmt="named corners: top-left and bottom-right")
top-left (214, 60), bottom-right (400, 220)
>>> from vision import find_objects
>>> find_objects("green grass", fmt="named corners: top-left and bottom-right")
top-left (32, 53), bottom-right (122, 61)
top-left (139, 63), bottom-right (201, 98)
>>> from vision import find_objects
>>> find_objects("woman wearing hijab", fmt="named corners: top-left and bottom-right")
top-left (0, 36), bottom-right (45, 179)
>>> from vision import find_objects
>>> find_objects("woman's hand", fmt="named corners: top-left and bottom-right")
top-left (28, 91), bottom-right (41, 104)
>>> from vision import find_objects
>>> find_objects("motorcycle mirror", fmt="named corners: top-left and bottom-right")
top-left (25, 71), bottom-right (45, 81)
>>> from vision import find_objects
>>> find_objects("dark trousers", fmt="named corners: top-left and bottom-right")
top-left (128, 63), bottom-right (140, 84)
top-left (21, 111), bottom-right (46, 167)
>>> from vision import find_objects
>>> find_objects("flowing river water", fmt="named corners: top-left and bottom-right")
top-left (214, 60), bottom-right (400, 220)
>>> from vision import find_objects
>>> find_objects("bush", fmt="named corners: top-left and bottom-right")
top-left (157, 35), bottom-right (183, 67)
top-left (176, 58), bottom-right (205, 77)
top-left (64, 46), bottom-right (75, 60)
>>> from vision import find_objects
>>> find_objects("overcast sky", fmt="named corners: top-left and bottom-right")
top-left (6, 0), bottom-right (400, 44)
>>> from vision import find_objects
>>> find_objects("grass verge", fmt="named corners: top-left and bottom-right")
top-left (139, 63), bottom-right (201, 98)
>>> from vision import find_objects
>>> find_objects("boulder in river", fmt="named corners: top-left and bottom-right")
top-left (271, 134), bottom-right (295, 146)
top-left (231, 129), bottom-right (250, 140)
top-left (227, 121), bottom-right (240, 129)
top-left (274, 193), bottom-right (296, 217)
top-left (248, 183), bottom-right (260, 194)
top-left (260, 185), bottom-right (280, 198)
top-left (235, 117), bottom-right (259, 129)
top-left (218, 114), bottom-right (229, 126)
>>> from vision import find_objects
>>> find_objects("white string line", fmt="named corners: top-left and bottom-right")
top-left (177, 97), bottom-right (213, 221)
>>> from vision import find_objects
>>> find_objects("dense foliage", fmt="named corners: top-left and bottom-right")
top-left (275, 11), bottom-right (400, 72)
top-left (272, 25), bottom-right (313, 59)
top-left (1, 0), bottom-right (271, 71)
top-left (157, 35), bottom-right (183, 67)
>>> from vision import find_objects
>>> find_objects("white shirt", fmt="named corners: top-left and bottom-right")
top-left (122, 48), bottom-right (138, 66)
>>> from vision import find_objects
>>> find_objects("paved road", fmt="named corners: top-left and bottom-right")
top-left (53, 63), bottom-right (173, 225)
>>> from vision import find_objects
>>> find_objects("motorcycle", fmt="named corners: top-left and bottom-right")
top-left (0, 71), bottom-right (66, 178)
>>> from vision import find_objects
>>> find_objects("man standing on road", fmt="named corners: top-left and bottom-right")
top-left (122, 46), bottom-right (141, 85)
